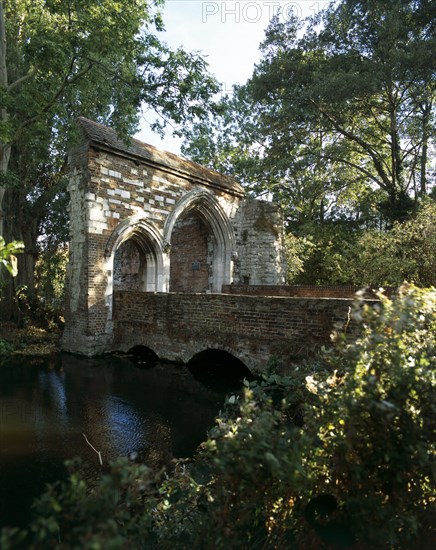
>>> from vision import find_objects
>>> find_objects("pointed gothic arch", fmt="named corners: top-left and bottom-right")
top-left (163, 189), bottom-right (236, 292)
top-left (104, 216), bottom-right (169, 321)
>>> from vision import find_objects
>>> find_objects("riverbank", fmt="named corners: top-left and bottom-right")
top-left (0, 321), bottom-right (61, 356)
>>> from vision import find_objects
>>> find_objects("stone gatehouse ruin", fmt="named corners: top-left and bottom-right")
top-left (61, 117), bottom-right (287, 356)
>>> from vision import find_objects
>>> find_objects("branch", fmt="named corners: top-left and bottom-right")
top-left (16, 60), bottom-right (93, 134)
top-left (309, 98), bottom-right (393, 190)
top-left (321, 153), bottom-right (384, 188)
top-left (83, 433), bottom-right (103, 466)
top-left (82, 55), bottom-right (134, 87)
top-left (7, 68), bottom-right (37, 92)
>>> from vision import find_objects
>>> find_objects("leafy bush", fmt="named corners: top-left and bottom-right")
top-left (1, 285), bottom-right (434, 548)
top-left (151, 287), bottom-right (436, 549)
top-left (0, 237), bottom-right (24, 278)
top-left (153, 372), bottom-right (319, 549)
top-left (304, 284), bottom-right (436, 547)
top-left (0, 457), bottom-right (161, 550)
top-left (290, 200), bottom-right (436, 286)
top-left (347, 200), bottom-right (436, 287)
top-left (34, 245), bottom-right (68, 326)
top-left (158, 287), bottom-right (435, 548)
top-left (0, 339), bottom-right (14, 355)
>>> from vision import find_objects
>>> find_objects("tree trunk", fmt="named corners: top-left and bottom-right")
top-left (0, 144), bottom-right (10, 237)
top-left (0, 0), bottom-right (15, 320)
top-left (420, 101), bottom-right (431, 197)
top-left (0, 181), bottom-right (39, 321)
top-left (1, 0), bottom-right (10, 238)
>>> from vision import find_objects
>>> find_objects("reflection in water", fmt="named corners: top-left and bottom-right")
top-left (0, 353), bottom-right (239, 529)
top-left (38, 369), bottom-right (68, 422)
top-left (105, 395), bottom-right (148, 457)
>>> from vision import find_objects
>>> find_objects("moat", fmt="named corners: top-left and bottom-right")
top-left (0, 352), bottom-right (248, 528)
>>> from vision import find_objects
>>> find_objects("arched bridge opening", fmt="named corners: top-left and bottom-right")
top-left (187, 349), bottom-right (255, 392)
top-left (126, 345), bottom-right (159, 368)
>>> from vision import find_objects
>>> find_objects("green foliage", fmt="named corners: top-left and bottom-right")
top-left (0, 236), bottom-right (24, 277)
top-left (34, 245), bottom-right (68, 326)
top-left (350, 199), bottom-right (436, 286)
top-left (287, 222), bottom-right (361, 285)
top-left (0, 338), bottom-right (14, 355)
top-left (284, 232), bottom-right (311, 283)
top-left (286, 200), bottom-right (436, 286)
top-left (1, 286), bottom-right (434, 548)
top-left (1, 0), bottom-right (219, 315)
top-left (153, 373), bottom-right (316, 549)
top-left (183, 0), bottom-right (435, 225)
top-left (307, 284), bottom-right (436, 547)
top-left (1, 457), bottom-right (162, 549)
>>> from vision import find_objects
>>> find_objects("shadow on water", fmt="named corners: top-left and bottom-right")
top-left (124, 345), bottom-right (160, 368)
top-left (0, 351), bottom-right (244, 529)
top-left (187, 349), bottom-right (256, 392)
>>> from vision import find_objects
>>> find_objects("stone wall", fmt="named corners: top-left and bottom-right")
top-left (112, 290), bottom-right (363, 373)
top-left (231, 200), bottom-right (287, 285)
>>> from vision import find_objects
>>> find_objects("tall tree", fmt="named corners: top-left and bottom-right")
top-left (183, 0), bottom-right (435, 226)
top-left (0, 0), bottom-right (218, 319)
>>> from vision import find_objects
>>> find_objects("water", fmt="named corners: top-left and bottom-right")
top-left (0, 352), bottom-right (245, 529)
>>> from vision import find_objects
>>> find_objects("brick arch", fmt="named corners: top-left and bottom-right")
top-left (103, 216), bottom-right (169, 322)
top-left (163, 189), bottom-right (236, 292)
top-left (186, 345), bottom-right (256, 373)
top-left (61, 118), bottom-right (288, 357)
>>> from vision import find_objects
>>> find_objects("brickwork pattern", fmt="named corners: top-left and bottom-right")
top-left (222, 285), bottom-right (389, 299)
top-left (62, 123), bottom-right (246, 354)
top-left (112, 291), bottom-right (362, 373)
top-left (61, 118), bottom-right (300, 358)
top-left (169, 212), bottom-right (211, 293)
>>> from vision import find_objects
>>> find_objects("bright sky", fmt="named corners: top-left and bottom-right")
top-left (135, 1), bottom-right (329, 154)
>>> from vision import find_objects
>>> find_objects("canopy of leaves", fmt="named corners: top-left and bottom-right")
top-left (3, 0), bottom-right (218, 145)
top-left (183, 0), bottom-right (435, 226)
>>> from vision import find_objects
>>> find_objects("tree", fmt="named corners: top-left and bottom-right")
top-left (0, 0), bottom-right (218, 319)
top-left (183, 0), bottom-right (435, 226)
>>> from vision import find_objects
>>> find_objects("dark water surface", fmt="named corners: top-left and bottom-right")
top-left (0, 353), bottom-right (243, 529)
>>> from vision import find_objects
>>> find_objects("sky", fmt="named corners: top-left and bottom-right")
top-left (135, 0), bottom-right (329, 154)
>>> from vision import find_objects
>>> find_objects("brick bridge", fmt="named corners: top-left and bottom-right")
top-left (61, 119), bottom-right (371, 373)
top-left (112, 289), bottom-right (366, 373)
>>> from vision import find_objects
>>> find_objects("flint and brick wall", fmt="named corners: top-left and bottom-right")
top-left (112, 290), bottom-right (367, 373)
top-left (232, 200), bottom-right (287, 285)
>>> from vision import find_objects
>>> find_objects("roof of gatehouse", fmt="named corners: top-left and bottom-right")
top-left (77, 117), bottom-right (244, 197)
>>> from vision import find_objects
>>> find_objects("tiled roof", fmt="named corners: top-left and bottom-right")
top-left (77, 117), bottom-right (244, 197)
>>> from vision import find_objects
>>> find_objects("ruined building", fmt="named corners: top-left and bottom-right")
top-left (61, 118), bottom-right (287, 356)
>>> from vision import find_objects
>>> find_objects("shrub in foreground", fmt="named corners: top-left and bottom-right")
top-left (303, 284), bottom-right (435, 548)
top-left (1, 285), bottom-right (434, 549)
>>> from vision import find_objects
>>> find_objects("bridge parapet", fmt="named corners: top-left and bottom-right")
top-left (222, 284), bottom-right (392, 299)
top-left (112, 290), bottom-right (369, 373)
